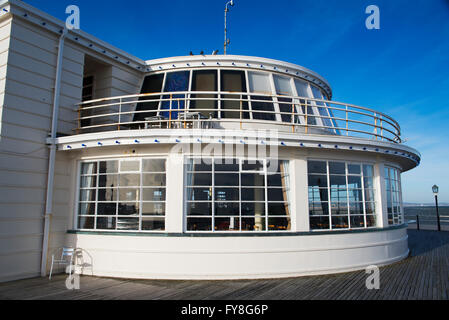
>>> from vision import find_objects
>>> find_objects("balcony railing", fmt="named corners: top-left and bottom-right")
top-left (76, 91), bottom-right (402, 143)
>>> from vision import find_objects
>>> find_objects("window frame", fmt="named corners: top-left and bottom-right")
top-left (307, 159), bottom-right (377, 231)
top-left (75, 157), bottom-right (167, 233)
top-left (184, 157), bottom-right (291, 233)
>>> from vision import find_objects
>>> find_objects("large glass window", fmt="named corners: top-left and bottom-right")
top-left (248, 72), bottom-right (276, 121)
top-left (273, 75), bottom-right (295, 123)
top-left (221, 70), bottom-right (249, 119)
top-left (191, 70), bottom-right (217, 118)
top-left (385, 166), bottom-right (403, 225)
top-left (294, 79), bottom-right (316, 125)
top-left (311, 85), bottom-right (333, 129)
top-left (186, 158), bottom-right (291, 232)
top-left (77, 158), bottom-right (166, 231)
top-left (160, 71), bottom-right (190, 120)
top-left (308, 160), bottom-right (376, 230)
top-left (134, 74), bottom-right (165, 122)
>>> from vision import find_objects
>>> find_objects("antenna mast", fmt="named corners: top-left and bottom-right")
top-left (224, 0), bottom-right (235, 55)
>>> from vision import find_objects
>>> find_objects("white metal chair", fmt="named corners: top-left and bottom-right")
top-left (49, 247), bottom-right (75, 280)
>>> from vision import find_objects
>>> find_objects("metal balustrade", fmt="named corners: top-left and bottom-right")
top-left (76, 91), bottom-right (402, 143)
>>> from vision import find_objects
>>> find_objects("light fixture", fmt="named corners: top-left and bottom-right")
top-left (432, 185), bottom-right (439, 195)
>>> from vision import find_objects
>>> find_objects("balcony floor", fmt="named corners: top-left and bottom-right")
top-left (0, 229), bottom-right (448, 300)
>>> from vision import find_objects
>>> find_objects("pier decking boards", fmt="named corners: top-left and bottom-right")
top-left (0, 229), bottom-right (448, 300)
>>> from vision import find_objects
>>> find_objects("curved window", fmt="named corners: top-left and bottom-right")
top-left (311, 85), bottom-right (333, 128)
top-left (385, 167), bottom-right (403, 225)
top-left (221, 70), bottom-right (249, 119)
top-left (248, 72), bottom-right (276, 121)
top-left (308, 160), bottom-right (377, 231)
top-left (294, 79), bottom-right (316, 125)
top-left (191, 70), bottom-right (217, 118)
top-left (161, 71), bottom-right (190, 120)
top-left (274, 75), bottom-right (295, 123)
top-left (186, 158), bottom-right (291, 232)
top-left (134, 74), bottom-right (164, 123)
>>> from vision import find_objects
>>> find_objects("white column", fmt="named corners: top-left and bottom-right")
top-left (291, 157), bottom-right (309, 232)
top-left (375, 161), bottom-right (388, 228)
top-left (165, 153), bottom-right (184, 233)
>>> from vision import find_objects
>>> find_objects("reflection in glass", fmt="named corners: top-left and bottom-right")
top-left (241, 173), bottom-right (265, 187)
top-left (142, 188), bottom-right (165, 201)
top-left (142, 174), bottom-right (166, 186)
top-left (96, 217), bottom-right (116, 230)
top-left (99, 161), bottom-right (117, 174)
top-left (97, 202), bottom-right (117, 215)
top-left (187, 202), bottom-right (212, 216)
top-left (310, 216), bottom-right (330, 230)
top-left (118, 202), bottom-right (139, 216)
top-left (241, 202), bottom-right (266, 216)
top-left (215, 202), bottom-right (239, 216)
top-left (142, 202), bottom-right (165, 215)
top-left (221, 70), bottom-right (249, 119)
top-left (142, 159), bottom-right (166, 172)
top-left (268, 217), bottom-right (291, 231)
top-left (215, 217), bottom-right (240, 231)
top-left (241, 217), bottom-right (266, 231)
top-left (160, 71), bottom-right (190, 119)
top-left (142, 217), bottom-right (165, 231)
top-left (134, 74), bottom-right (164, 122)
top-left (187, 218), bottom-right (212, 231)
top-left (119, 174), bottom-right (140, 187)
top-left (98, 174), bottom-right (117, 188)
top-left (78, 216), bottom-right (94, 229)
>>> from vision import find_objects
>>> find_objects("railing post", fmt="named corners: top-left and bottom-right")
top-left (305, 99), bottom-right (308, 134)
top-left (240, 94), bottom-right (243, 130)
top-left (416, 215), bottom-right (420, 231)
top-left (380, 116), bottom-right (384, 141)
top-left (346, 105), bottom-right (349, 136)
top-left (77, 107), bottom-right (81, 134)
top-left (169, 94), bottom-right (172, 129)
top-left (177, 98), bottom-right (181, 129)
top-left (374, 112), bottom-right (378, 140)
top-left (118, 98), bottom-right (122, 131)
top-left (291, 102), bottom-right (295, 133)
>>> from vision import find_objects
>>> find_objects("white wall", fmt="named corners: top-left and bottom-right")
top-left (0, 13), bottom-right (144, 282)
top-left (67, 227), bottom-right (409, 280)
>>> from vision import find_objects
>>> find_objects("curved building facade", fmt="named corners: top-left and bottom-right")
top-left (0, 0), bottom-right (420, 281)
top-left (61, 55), bottom-right (419, 279)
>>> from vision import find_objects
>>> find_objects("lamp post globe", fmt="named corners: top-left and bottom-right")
top-left (432, 185), bottom-right (441, 231)
top-left (432, 184), bottom-right (439, 195)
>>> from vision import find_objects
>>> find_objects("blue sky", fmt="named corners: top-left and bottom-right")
top-left (25, 0), bottom-right (449, 203)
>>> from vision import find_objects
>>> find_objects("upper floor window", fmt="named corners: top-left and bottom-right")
top-left (248, 72), bottom-right (276, 121)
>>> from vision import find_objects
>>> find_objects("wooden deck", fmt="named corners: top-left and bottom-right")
top-left (0, 229), bottom-right (448, 300)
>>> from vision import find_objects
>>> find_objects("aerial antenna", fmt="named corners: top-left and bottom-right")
top-left (224, 0), bottom-right (235, 55)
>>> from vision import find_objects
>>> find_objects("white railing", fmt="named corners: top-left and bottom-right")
top-left (76, 91), bottom-right (402, 143)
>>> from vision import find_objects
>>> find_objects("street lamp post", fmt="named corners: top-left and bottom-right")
top-left (432, 185), bottom-right (441, 231)
top-left (224, 0), bottom-right (235, 55)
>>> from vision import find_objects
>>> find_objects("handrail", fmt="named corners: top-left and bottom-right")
top-left (75, 91), bottom-right (402, 143)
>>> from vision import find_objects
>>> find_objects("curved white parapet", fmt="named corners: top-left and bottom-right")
top-left (66, 226), bottom-right (409, 280)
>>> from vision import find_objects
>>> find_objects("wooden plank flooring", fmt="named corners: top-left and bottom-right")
top-left (0, 230), bottom-right (448, 300)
